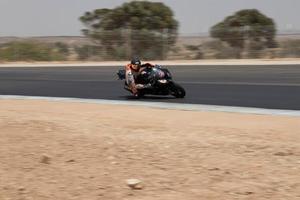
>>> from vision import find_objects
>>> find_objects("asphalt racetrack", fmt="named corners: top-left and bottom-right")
top-left (0, 65), bottom-right (300, 110)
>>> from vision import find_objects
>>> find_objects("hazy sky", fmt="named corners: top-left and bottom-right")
top-left (0, 0), bottom-right (299, 37)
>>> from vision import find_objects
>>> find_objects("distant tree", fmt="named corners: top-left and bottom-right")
top-left (210, 9), bottom-right (277, 58)
top-left (79, 1), bottom-right (178, 60)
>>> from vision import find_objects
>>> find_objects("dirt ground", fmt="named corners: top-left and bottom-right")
top-left (0, 100), bottom-right (299, 200)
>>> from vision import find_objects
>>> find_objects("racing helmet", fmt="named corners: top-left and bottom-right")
top-left (130, 57), bottom-right (141, 70)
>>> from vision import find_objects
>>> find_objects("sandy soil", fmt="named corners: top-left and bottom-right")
top-left (0, 100), bottom-right (299, 200)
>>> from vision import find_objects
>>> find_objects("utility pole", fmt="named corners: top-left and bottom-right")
top-left (162, 28), bottom-right (168, 60)
top-left (243, 25), bottom-right (250, 58)
top-left (126, 24), bottom-right (132, 59)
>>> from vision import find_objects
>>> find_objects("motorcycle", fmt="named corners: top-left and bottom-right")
top-left (117, 65), bottom-right (186, 98)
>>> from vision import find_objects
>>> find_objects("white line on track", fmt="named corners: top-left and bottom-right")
top-left (1, 95), bottom-right (300, 117)
top-left (179, 81), bottom-right (300, 87)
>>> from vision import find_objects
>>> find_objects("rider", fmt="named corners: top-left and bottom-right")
top-left (125, 57), bottom-right (154, 95)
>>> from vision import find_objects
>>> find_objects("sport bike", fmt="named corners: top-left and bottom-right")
top-left (117, 65), bottom-right (186, 98)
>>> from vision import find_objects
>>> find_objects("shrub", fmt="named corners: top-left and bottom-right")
top-left (279, 39), bottom-right (300, 58)
top-left (203, 40), bottom-right (241, 59)
top-left (0, 42), bottom-right (67, 61)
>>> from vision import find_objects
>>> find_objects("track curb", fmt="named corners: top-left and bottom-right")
top-left (1, 95), bottom-right (300, 117)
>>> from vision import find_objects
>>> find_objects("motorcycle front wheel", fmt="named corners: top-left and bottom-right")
top-left (169, 82), bottom-right (186, 98)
